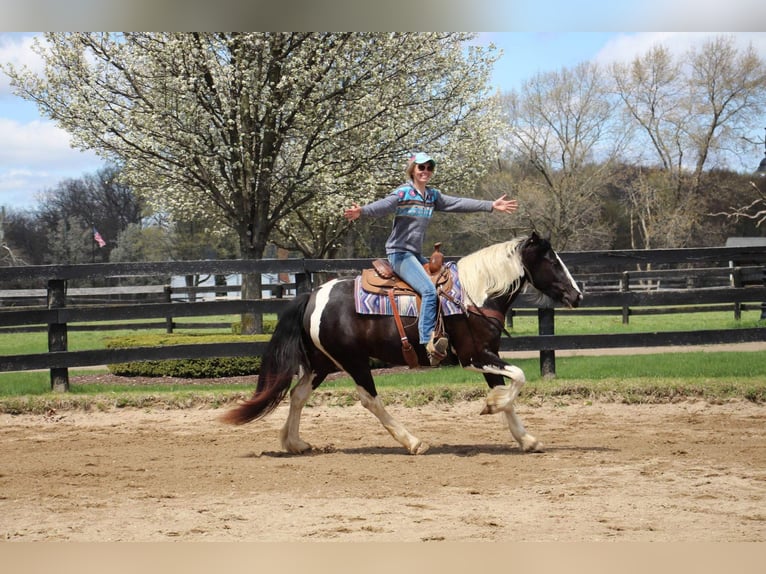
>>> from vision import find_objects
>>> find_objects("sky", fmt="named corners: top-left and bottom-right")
top-left (1, 29), bottom-right (766, 210)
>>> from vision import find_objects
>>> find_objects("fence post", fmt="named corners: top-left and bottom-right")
top-left (621, 271), bottom-right (630, 324)
top-left (47, 279), bottom-right (68, 392)
top-left (538, 307), bottom-right (556, 378)
top-left (762, 265), bottom-right (766, 320)
top-left (271, 284), bottom-right (285, 319)
top-left (295, 272), bottom-right (312, 294)
top-left (164, 285), bottom-right (174, 333)
top-left (732, 267), bottom-right (742, 320)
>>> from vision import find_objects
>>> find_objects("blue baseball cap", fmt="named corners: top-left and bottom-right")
top-left (406, 152), bottom-right (436, 177)
top-left (411, 152), bottom-right (435, 165)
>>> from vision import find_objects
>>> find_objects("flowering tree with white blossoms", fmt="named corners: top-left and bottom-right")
top-left (5, 32), bottom-right (500, 331)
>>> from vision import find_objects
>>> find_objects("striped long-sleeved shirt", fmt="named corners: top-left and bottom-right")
top-left (361, 182), bottom-right (493, 255)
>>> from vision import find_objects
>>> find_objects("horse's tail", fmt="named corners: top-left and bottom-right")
top-left (220, 292), bottom-right (311, 425)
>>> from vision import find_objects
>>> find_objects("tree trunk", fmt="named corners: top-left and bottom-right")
top-left (239, 231), bottom-right (266, 334)
top-left (185, 274), bottom-right (196, 302)
top-left (240, 271), bottom-right (263, 334)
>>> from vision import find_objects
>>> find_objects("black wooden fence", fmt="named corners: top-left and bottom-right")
top-left (1, 244), bottom-right (765, 390)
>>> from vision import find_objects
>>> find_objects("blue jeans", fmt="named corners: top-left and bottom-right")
top-left (388, 251), bottom-right (438, 345)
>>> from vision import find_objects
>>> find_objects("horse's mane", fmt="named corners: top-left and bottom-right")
top-left (456, 237), bottom-right (526, 306)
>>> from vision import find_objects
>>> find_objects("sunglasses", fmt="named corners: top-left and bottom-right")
top-left (416, 163), bottom-right (435, 172)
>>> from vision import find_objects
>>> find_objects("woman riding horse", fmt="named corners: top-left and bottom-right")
top-left (222, 233), bottom-right (582, 455)
top-left (343, 152), bottom-right (519, 366)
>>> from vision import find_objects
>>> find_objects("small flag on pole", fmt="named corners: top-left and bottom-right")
top-left (93, 227), bottom-right (106, 248)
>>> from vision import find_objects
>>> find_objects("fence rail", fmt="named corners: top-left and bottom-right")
top-left (1, 244), bottom-right (765, 390)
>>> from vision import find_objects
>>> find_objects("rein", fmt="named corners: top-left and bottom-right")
top-left (438, 287), bottom-right (514, 339)
top-left (436, 247), bottom-right (529, 341)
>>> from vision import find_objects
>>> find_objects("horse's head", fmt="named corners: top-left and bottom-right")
top-left (520, 232), bottom-right (582, 308)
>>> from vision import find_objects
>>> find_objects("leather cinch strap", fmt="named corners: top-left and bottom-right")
top-left (388, 288), bottom-right (420, 369)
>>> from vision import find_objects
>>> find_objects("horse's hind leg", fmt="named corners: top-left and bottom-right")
top-left (279, 369), bottom-right (323, 454)
top-left (481, 371), bottom-right (542, 453)
top-left (348, 365), bottom-right (428, 454)
top-left (356, 386), bottom-right (429, 455)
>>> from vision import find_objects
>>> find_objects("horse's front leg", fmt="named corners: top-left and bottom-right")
top-left (463, 353), bottom-right (527, 410)
top-left (473, 362), bottom-right (542, 453)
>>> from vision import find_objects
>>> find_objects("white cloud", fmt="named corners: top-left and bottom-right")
top-left (0, 169), bottom-right (46, 205)
top-left (0, 117), bottom-right (100, 168)
top-left (593, 32), bottom-right (766, 67)
top-left (0, 117), bottom-right (103, 208)
top-left (0, 33), bottom-right (104, 208)
top-left (0, 33), bottom-right (44, 97)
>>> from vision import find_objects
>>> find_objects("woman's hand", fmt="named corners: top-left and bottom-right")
top-left (492, 195), bottom-right (519, 214)
top-left (343, 203), bottom-right (362, 221)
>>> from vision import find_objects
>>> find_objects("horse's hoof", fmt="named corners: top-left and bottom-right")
top-left (520, 435), bottom-right (543, 453)
top-left (284, 441), bottom-right (312, 454)
top-left (409, 441), bottom-right (430, 455)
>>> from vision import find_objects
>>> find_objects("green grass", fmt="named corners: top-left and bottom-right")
top-left (0, 314), bottom-right (243, 355)
top-left (507, 308), bottom-right (764, 336)
top-left (1, 310), bottom-right (764, 413)
top-left (279, 351), bottom-right (766, 407)
top-left (2, 350), bottom-right (764, 414)
top-left (334, 350), bottom-right (766, 384)
top-left (1, 310), bottom-right (760, 356)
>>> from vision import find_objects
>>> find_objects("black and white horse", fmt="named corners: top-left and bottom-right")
top-left (222, 232), bottom-right (582, 454)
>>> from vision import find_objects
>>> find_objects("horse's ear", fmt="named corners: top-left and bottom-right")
top-left (528, 230), bottom-right (541, 244)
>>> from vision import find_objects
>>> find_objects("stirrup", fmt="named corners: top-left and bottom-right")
top-left (426, 335), bottom-right (448, 367)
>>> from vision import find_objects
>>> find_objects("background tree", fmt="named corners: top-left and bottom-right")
top-left (109, 222), bottom-right (170, 266)
top-left (34, 165), bottom-right (144, 264)
top-left (611, 35), bottom-right (766, 249)
top-left (0, 166), bottom-right (143, 268)
top-left (497, 61), bottom-right (627, 249)
top-left (1, 207), bottom-right (36, 267)
top-left (110, 212), bottom-right (238, 291)
top-left (708, 175), bottom-right (766, 232)
top-left (5, 32), bottom-right (500, 331)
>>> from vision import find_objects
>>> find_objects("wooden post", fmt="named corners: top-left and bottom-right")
top-left (538, 307), bottom-right (556, 379)
top-left (295, 272), bottom-right (312, 295)
top-left (47, 279), bottom-right (68, 392)
top-left (761, 265), bottom-right (766, 320)
top-left (164, 285), bottom-right (174, 333)
top-left (732, 267), bottom-right (742, 320)
top-left (621, 271), bottom-right (630, 324)
top-left (272, 284), bottom-right (285, 320)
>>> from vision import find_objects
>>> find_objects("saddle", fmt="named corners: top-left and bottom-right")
top-left (359, 243), bottom-right (451, 369)
top-left (360, 243), bottom-right (453, 296)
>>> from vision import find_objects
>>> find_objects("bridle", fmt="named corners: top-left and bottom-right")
top-left (440, 242), bottom-right (557, 341)
top-left (436, 240), bottom-right (543, 344)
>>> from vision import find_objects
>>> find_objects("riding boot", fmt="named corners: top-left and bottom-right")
top-left (426, 332), bottom-right (448, 367)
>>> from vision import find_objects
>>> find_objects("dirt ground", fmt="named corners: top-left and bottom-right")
top-left (1, 393), bottom-right (765, 542)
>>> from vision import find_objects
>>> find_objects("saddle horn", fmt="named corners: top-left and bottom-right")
top-left (428, 242), bottom-right (443, 274)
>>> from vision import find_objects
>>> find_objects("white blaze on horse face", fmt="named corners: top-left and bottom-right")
top-left (555, 252), bottom-right (582, 297)
top-left (308, 279), bottom-right (345, 371)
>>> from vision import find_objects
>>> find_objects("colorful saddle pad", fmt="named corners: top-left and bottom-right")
top-left (354, 261), bottom-right (464, 317)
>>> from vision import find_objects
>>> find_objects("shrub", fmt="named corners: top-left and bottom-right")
top-left (108, 357), bottom-right (262, 378)
top-left (105, 333), bottom-right (267, 378)
top-left (231, 317), bottom-right (278, 334)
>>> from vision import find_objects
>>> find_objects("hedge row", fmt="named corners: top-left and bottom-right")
top-left (105, 332), bottom-right (269, 378)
